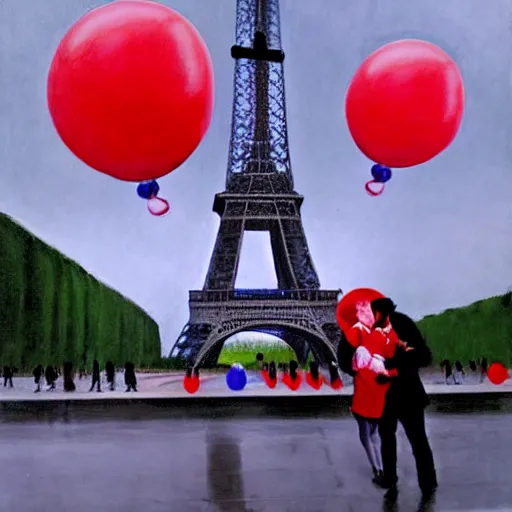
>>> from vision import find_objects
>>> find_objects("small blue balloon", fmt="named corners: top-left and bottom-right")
top-left (137, 180), bottom-right (160, 200)
top-left (371, 164), bottom-right (392, 184)
top-left (226, 363), bottom-right (247, 392)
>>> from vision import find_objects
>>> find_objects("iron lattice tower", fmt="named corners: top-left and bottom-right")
top-left (170, 0), bottom-right (342, 367)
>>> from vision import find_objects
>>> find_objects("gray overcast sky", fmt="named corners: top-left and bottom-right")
top-left (1, 0), bottom-right (511, 355)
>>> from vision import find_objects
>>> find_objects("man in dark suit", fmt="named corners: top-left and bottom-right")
top-left (337, 298), bottom-right (437, 498)
top-left (375, 305), bottom-right (438, 498)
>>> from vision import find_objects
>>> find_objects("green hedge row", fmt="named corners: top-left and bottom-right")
top-left (418, 293), bottom-right (512, 366)
top-left (0, 213), bottom-right (161, 369)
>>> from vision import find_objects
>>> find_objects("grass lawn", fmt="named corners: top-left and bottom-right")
top-left (218, 341), bottom-right (300, 369)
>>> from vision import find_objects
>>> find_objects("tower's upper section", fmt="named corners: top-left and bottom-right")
top-left (225, 0), bottom-right (294, 194)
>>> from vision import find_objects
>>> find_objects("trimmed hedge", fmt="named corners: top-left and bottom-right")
top-left (418, 293), bottom-right (512, 366)
top-left (0, 213), bottom-right (161, 369)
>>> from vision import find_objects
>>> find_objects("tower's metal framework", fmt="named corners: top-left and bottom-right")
top-left (170, 0), bottom-right (341, 367)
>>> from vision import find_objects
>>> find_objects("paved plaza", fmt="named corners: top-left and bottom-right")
top-left (0, 397), bottom-right (511, 512)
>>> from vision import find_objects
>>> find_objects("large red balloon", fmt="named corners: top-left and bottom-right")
top-left (48, 0), bottom-right (214, 182)
top-left (487, 363), bottom-right (509, 386)
top-left (345, 39), bottom-right (464, 168)
top-left (336, 288), bottom-right (385, 335)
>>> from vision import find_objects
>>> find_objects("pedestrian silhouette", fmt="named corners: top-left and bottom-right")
top-left (309, 361), bottom-right (319, 381)
top-left (45, 365), bottom-right (57, 390)
top-left (454, 360), bottom-right (464, 384)
top-left (63, 361), bottom-right (76, 392)
top-left (79, 352), bottom-right (87, 379)
top-left (33, 364), bottom-right (43, 392)
top-left (105, 360), bottom-right (115, 391)
top-left (441, 360), bottom-right (455, 385)
top-left (469, 360), bottom-right (477, 372)
top-left (289, 360), bottom-right (299, 380)
top-left (3, 366), bottom-right (13, 388)
top-left (89, 360), bottom-right (101, 392)
top-left (480, 357), bottom-right (488, 382)
top-left (124, 362), bottom-right (137, 392)
top-left (268, 361), bottom-right (277, 381)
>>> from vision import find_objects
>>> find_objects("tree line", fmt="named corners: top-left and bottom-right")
top-left (0, 213), bottom-right (161, 370)
top-left (418, 292), bottom-right (512, 366)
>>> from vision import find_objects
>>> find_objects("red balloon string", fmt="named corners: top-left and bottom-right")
top-left (365, 180), bottom-right (385, 196)
top-left (147, 197), bottom-right (170, 216)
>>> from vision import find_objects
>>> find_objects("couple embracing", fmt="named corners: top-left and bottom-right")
top-left (337, 297), bottom-right (438, 499)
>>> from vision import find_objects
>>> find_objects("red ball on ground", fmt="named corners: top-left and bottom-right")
top-left (282, 372), bottom-right (302, 391)
top-left (183, 375), bottom-right (200, 394)
top-left (305, 372), bottom-right (323, 390)
top-left (487, 362), bottom-right (509, 386)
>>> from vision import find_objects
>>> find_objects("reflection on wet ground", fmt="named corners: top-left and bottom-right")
top-left (0, 397), bottom-right (511, 511)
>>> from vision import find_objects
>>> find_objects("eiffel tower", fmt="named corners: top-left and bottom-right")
top-left (169, 0), bottom-right (342, 368)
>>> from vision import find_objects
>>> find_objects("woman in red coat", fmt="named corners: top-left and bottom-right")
top-left (347, 298), bottom-right (401, 481)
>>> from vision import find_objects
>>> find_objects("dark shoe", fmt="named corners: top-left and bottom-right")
top-left (374, 474), bottom-right (398, 489)
top-left (420, 483), bottom-right (438, 499)
top-left (372, 469), bottom-right (383, 483)
top-left (384, 485), bottom-right (398, 503)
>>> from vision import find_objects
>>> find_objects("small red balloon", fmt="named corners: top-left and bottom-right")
top-left (324, 375), bottom-right (343, 390)
top-left (346, 39), bottom-right (464, 168)
top-left (183, 375), bottom-right (200, 394)
top-left (487, 363), bottom-right (509, 386)
top-left (282, 372), bottom-right (302, 391)
top-left (336, 288), bottom-right (385, 335)
top-left (261, 370), bottom-right (277, 389)
top-left (305, 372), bottom-right (323, 390)
top-left (48, 0), bottom-right (214, 182)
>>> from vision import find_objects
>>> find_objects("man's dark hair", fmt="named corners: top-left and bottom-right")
top-left (370, 297), bottom-right (397, 317)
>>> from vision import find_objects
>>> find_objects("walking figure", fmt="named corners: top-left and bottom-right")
top-left (63, 361), bottom-right (76, 392)
top-left (89, 360), bottom-right (101, 392)
top-left (480, 357), bottom-right (488, 383)
top-left (454, 360), bottom-right (464, 384)
top-left (441, 360), bottom-right (456, 385)
top-left (3, 366), bottom-right (14, 388)
top-left (105, 361), bottom-right (115, 391)
top-left (79, 352), bottom-right (87, 379)
top-left (33, 364), bottom-right (43, 392)
top-left (45, 365), bottom-right (57, 390)
top-left (124, 362), bottom-right (137, 392)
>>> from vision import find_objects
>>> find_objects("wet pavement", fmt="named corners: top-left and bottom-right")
top-left (0, 401), bottom-right (511, 511)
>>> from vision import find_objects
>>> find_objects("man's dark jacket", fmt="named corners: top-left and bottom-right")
top-left (336, 312), bottom-right (432, 409)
